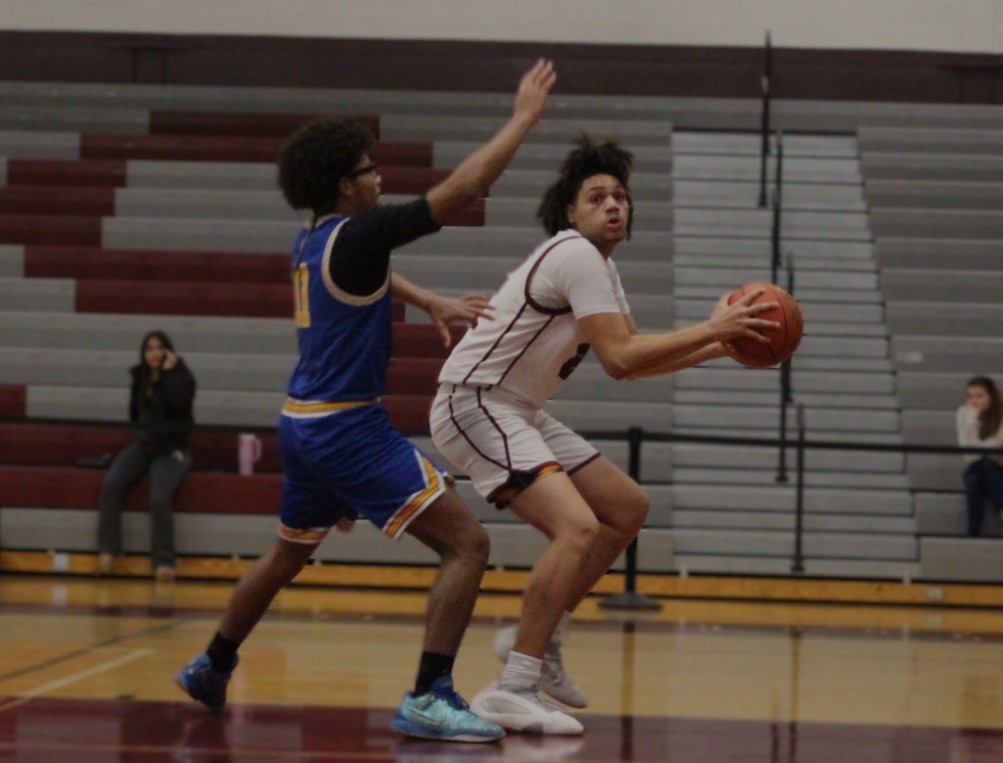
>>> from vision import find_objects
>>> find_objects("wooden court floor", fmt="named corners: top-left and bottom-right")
top-left (1, 575), bottom-right (1003, 762)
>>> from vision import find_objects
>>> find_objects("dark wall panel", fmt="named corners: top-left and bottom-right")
top-left (3, 31), bottom-right (1003, 103)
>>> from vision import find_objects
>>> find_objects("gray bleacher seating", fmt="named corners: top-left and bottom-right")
top-left (8, 84), bottom-right (1003, 581)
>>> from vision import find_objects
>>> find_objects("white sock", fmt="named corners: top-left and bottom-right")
top-left (552, 611), bottom-right (573, 646)
top-left (500, 651), bottom-right (542, 691)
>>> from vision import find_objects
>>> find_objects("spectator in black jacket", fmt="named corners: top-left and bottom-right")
top-left (97, 330), bottom-right (196, 581)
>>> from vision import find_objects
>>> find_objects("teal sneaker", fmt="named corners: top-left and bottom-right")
top-left (175, 652), bottom-right (238, 711)
top-left (392, 675), bottom-right (505, 743)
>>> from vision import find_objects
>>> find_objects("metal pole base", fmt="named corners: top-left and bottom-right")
top-left (599, 591), bottom-right (663, 610)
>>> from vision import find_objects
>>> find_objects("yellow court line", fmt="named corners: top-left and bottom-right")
top-left (12, 648), bottom-right (154, 698)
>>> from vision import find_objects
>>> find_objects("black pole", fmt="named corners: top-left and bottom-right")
top-left (758, 32), bottom-right (772, 208)
top-left (791, 403), bottom-right (806, 574)
top-left (786, 254), bottom-right (795, 407)
top-left (770, 130), bottom-right (784, 285)
top-left (776, 370), bottom-right (789, 483)
top-left (776, 255), bottom-right (795, 482)
top-left (600, 427), bottom-right (662, 610)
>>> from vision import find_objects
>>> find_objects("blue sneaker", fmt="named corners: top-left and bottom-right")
top-left (392, 675), bottom-right (505, 743)
top-left (174, 652), bottom-right (238, 711)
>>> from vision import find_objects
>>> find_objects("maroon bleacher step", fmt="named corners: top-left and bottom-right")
top-left (6, 160), bottom-right (128, 188)
top-left (0, 187), bottom-right (115, 217)
top-left (0, 215), bottom-right (101, 246)
top-left (149, 111), bottom-right (380, 139)
top-left (80, 135), bottom-right (432, 166)
top-left (0, 465), bottom-right (281, 514)
top-left (0, 385), bottom-right (27, 417)
top-left (26, 247), bottom-right (291, 284)
top-left (75, 279), bottom-right (297, 318)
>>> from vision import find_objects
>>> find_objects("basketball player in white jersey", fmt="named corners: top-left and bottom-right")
top-left (430, 137), bottom-right (778, 734)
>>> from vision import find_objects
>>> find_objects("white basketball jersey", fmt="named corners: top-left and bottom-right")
top-left (437, 230), bottom-right (631, 408)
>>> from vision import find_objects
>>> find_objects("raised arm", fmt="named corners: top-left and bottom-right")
top-left (424, 59), bottom-right (556, 224)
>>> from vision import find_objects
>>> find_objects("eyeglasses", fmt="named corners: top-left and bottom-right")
top-left (346, 162), bottom-right (378, 179)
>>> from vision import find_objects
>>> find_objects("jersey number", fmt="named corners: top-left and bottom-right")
top-left (558, 343), bottom-right (591, 380)
top-left (294, 264), bottom-right (311, 327)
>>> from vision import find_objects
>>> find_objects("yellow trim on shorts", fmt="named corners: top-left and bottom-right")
top-left (277, 524), bottom-right (330, 544)
top-left (282, 398), bottom-right (376, 416)
top-left (385, 456), bottom-right (444, 538)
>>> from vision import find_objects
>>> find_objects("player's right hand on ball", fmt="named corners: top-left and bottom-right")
top-left (709, 289), bottom-right (779, 343)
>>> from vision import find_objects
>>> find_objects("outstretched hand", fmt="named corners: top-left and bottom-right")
top-left (708, 289), bottom-right (780, 343)
top-left (426, 293), bottom-right (496, 347)
top-left (513, 59), bottom-right (557, 128)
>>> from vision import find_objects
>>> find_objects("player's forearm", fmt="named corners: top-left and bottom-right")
top-left (390, 273), bottom-right (433, 311)
top-left (623, 341), bottom-right (727, 380)
top-left (455, 115), bottom-right (536, 194)
top-left (425, 115), bottom-right (536, 220)
top-left (600, 322), bottom-right (719, 380)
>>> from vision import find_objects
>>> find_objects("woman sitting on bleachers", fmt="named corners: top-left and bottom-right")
top-left (96, 330), bottom-right (196, 581)
top-left (958, 375), bottom-right (1003, 537)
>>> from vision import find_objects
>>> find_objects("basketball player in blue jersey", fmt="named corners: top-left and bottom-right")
top-left (176, 60), bottom-right (556, 742)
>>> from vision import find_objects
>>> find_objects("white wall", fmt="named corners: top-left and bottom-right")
top-left (4, 0), bottom-right (1003, 54)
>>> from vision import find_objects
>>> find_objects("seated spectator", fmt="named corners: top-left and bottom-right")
top-left (958, 375), bottom-right (1003, 537)
top-left (97, 330), bottom-right (196, 581)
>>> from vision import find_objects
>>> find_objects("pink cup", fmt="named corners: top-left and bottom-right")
top-left (238, 433), bottom-right (263, 476)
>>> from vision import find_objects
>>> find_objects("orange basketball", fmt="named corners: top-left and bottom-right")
top-left (722, 283), bottom-right (804, 369)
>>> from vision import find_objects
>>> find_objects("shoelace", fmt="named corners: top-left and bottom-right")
top-left (431, 685), bottom-right (470, 711)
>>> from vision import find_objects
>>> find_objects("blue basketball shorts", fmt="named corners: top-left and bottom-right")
top-left (276, 402), bottom-right (447, 544)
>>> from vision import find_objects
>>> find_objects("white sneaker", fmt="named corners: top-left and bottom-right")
top-left (470, 683), bottom-right (584, 735)
top-left (492, 625), bottom-right (589, 708)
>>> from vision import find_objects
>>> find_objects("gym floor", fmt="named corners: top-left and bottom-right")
top-left (0, 575), bottom-right (1001, 762)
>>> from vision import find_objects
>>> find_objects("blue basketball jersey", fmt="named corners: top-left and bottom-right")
top-left (286, 214), bottom-right (393, 405)
top-left (283, 200), bottom-right (440, 412)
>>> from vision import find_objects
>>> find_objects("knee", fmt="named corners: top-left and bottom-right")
top-left (604, 486), bottom-right (650, 538)
top-left (100, 473), bottom-right (125, 501)
top-left (446, 521), bottom-right (490, 567)
top-left (462, 524), bottom-right (491, 568)
top-left (559, 516), bottom-right (601, 555)
top-left (624, 486), bottom-right (650, 530)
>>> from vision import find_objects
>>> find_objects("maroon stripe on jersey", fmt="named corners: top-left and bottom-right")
top-left (461, 301), bottom-right (529, 385)
top-left (495, 314), bottom-right (556, 387)
top-left (524, 234), bottom-right (583, 316)
top-left (446, 385), bottom-right (511, 473)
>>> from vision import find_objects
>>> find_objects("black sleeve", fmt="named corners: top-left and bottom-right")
top-left (329, 197), bottom-right (441, 297)
top-left (128, 368), bottom-right (140, 422)
top-left (160, 362), bottom-right (196, 417)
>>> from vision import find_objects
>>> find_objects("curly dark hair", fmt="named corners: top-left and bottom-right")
top-left (278, 119), bottom-right (375, 217)
top-left (537, 135), bottom-right (634, 238)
